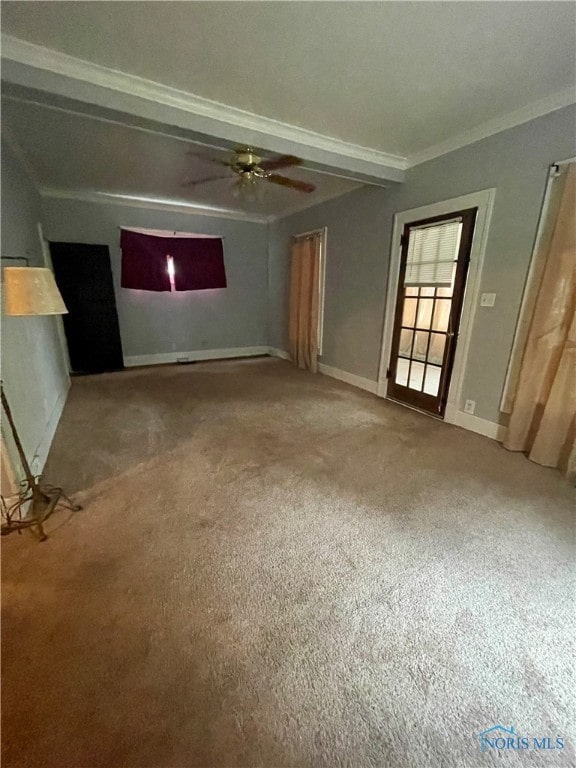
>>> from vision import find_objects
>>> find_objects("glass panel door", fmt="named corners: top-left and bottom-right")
top-left (387, 208), bottom-right (477, 417)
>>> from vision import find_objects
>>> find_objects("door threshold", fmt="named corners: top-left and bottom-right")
top-left (386, 396), bottom-right (445, 421)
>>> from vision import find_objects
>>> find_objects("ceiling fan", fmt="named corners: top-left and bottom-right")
top-left (182, 147), bottom-right (316, 194)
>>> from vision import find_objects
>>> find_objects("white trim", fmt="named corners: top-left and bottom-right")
top-left (317, 363), bottom-right (378, 395)
top-left (268, 347), bottom-right (290, 360)
top-left (29, 382), bottom-right (70, 477)
top-left (1, 93), bottom-right (384, 193)
top-left (1, 34), bottom-right (406, 180)
top-left (266, 186), bottom-right (365, 221)
top-left (268, 348), bottom-right (379, 394)
top-left (268, 350), bottom-right (502, 440)
top-left (39, 187), bottom-right (269, 224)
top-left (377, 188), bottom-right (496, 426)
top-left (3, 35), bottom-right (574, 176)
top-left (124, 346), bottom-right (269, 368)
top-left (39, 186), bottom-right (360, 225)
top-left (408, 87), bottom-right (576, 167)
top-left (270, 350), bottom-right (502, 439)
top-left (448, 410), bottom-right (505, 441)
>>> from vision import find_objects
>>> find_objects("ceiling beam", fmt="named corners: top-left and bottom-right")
top-left (1, 34), bottom-right (407, 186)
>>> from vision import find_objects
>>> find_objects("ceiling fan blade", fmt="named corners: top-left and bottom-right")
top-left (186, 150), bottom-right (232, 167)
top-left (180, 173), bottom-right (230, 187)
top-left (266, 174), bottom-right (316, 193)
top-left (259, 155), bottom-right (303, 172)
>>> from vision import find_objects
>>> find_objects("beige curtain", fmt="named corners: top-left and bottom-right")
top-left (289, 233), bottom-right (322, 372)
top-left (503, 164), bottom-right (576, 481)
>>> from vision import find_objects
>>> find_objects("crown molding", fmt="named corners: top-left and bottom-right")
top-left (39, 188), bottom-right (271, 224)
top-left (408, 87), bottom-right (576, 167)
top-left (39, 186), bottom-right (361, 225)
top-left (1, 34), bottom-right (407, 176)
top-left (3, 34), bottom-right (573, 180)
top-left (266, 182), bottom-right (365, 222)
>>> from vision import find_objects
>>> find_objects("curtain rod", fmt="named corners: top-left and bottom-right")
top-left (292, 228), bottom-right (324, 240)
top-left (550, 157), bottom-right (576, 177)
top-left (118, 227), bottom-right (225, 239)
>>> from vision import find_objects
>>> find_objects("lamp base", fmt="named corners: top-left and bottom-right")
top-left (1, 479), bottom-right (81, 542)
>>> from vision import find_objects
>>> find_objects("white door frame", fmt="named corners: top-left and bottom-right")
top-left (377, 188), bottom-right (496, 425)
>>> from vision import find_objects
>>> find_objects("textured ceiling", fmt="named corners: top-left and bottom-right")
top-left (2, 2), bottom-right (575, 157)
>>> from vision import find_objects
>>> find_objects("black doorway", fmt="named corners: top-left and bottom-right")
top-left (49, 242), bottom-right (124, 374)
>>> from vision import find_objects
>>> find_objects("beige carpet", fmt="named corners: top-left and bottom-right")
top-left (2, 359), bottom-right (574, 768)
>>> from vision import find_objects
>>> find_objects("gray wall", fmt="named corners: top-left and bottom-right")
top-left (269, 105), bottom-right (576, 423)
top-left (1, 139), bottom-right (69, 479)
top-left (41, 199), bottom-right (269, 359)
top-left (268, 187), bottom-right (391, 378)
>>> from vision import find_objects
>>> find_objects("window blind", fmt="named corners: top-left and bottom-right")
top-left (404, 220), bottom-right (462, 286)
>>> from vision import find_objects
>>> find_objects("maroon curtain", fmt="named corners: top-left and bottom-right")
top-left (120, 230), bottom-right (171, 291)
top-left (120, 230), bottom-right (226, 292)
top-left (172, 238), bottom-right (226, 291)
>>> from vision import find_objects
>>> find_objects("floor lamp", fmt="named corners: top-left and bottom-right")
top-left (1, 266), bottom-right (81, 541)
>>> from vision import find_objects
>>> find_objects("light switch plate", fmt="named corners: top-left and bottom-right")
top-left (480, 292), bottom-right (496, 307)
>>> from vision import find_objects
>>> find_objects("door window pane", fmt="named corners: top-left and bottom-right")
top-left (432, 300), bottom-right (451, 332)
top-left (399, 328), bottom-right (414, 358)
top-left (413, 331), bottom-right (430, 361)
top-left (423, 365), bottom-right (441, 396)
top-left (408, 361), bottom-right (425, 390)
top-left (428, 333), bottom-right (446, 365)
top-left (416, 299), bottom-right (434, 329)
top-left (420, 286), bottom-right (435, 297)
top-left (405, 286), bottom-right (418, 297)
top-left (395, 358), bottom-right (409, 386)
top-left (402, 298), bottom-right (418, 327)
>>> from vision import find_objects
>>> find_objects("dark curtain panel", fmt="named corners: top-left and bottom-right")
top-left (120, 230), bottom-right (226, 292)
top-left (120, 230), bottom-right (171, 291)
top-left (172, 238), bottom-right (226, 291)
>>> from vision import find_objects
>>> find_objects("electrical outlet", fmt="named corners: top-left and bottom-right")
top-left (464, 399), bottom-right (476, 415)
top-left (480, 293), bottom-right (496, 307)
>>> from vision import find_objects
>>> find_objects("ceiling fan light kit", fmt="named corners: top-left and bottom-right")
top-left (183, 146), bottom-right (316, 195)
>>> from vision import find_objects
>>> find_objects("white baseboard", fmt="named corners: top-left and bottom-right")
top-left (317, 363), bottom-right (379, 394)
top-left (124, 346), bottom-right (503, 442)
top-left (449, 410), bottom-right (505, 441)
top-left (267, 347), bottom-right (291, 360)
top-left (267, 351), bottom-right (379, 394)
top-left (30, 381), bottom-right (70, 477)
top-left (124, 346), bottom-right (269, 368)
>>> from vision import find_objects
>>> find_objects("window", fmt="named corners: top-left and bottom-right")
top-left (120, 228), bottom-right (226, 292)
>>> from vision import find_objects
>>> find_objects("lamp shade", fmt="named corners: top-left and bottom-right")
top-left (3, 267), bottom-right (68, 316)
